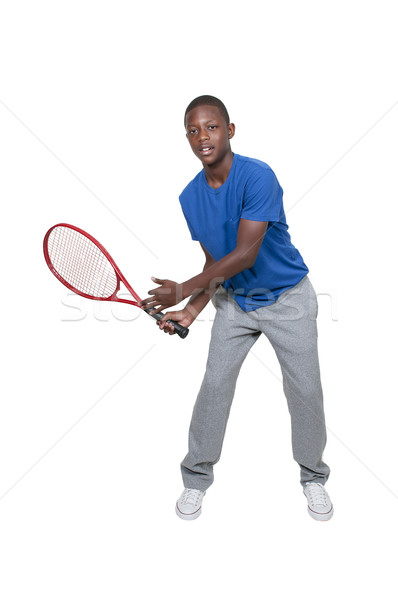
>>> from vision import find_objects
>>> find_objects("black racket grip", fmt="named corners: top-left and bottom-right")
top-left (144, 309), bottom-right (189, 339)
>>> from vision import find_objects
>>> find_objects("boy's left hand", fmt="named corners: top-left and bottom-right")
top-left (139, 277), bottom-right (184, 313)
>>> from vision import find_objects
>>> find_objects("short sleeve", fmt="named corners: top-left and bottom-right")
top-left (241, 167), bottom-right (282, 222)
top-left (180, 207), bottom-right (198, 241)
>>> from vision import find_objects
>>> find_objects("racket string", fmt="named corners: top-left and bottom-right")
top-left (47, 226), bottom-right (118, 298)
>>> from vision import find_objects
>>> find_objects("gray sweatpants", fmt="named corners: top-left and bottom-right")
top-left (180, 275), bottom-right (330, 490)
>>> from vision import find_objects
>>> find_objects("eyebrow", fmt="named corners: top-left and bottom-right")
top-left (186, 119), bottom-right (218, 127)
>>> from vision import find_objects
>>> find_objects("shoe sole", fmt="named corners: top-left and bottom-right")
top-left (307, 505), bottom-right (334, 521)
top-left (175, 503), bottom-right (202, 521)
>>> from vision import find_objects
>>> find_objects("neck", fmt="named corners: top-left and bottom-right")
top-left (203, 151), bottom-right (234, 189)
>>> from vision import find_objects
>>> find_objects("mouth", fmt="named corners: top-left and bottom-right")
top-left (198, 146), bottom-right (214, 155)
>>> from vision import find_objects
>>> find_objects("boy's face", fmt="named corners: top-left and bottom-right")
top-left (185, 105), bottom-right (235, 167)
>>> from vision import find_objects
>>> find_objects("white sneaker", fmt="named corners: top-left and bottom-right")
top-left (175, 488), bottom-right (206, 520)
top-left (303, 482), bottom-right (334, 521)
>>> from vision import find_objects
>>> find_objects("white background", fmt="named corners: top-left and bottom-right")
top-left (1, 1), bottom-right (397, 598)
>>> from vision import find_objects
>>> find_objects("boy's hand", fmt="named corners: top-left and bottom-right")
top-left (140, 277), bottom-right (184, 313)
top-left (157, 308), bottom-right (195, 335)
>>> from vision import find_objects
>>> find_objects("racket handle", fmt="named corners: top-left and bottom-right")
top-left (144, 309), bottom-right (189, 339)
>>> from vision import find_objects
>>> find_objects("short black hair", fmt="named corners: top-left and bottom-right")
top-left (184, 95), bottom-right (230, 127)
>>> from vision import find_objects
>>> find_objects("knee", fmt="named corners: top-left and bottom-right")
top-left (283, 376), bottom-right (323, 409)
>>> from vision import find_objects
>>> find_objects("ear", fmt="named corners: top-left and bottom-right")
top-left (228, 123), bottom-right (235, 140)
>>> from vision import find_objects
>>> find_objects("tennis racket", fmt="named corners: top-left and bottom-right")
top-left (43, 223), bottom-right (189, 339)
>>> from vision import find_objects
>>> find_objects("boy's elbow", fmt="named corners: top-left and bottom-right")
top-left (245, 258), bottom-right (257, 270)
top-left (237, 252), bottom-right (257, 271)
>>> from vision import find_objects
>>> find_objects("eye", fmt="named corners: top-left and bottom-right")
top-left (208, 125), bottom-right (217, 130)
top-left (188, 128), bottom-right (197, 135)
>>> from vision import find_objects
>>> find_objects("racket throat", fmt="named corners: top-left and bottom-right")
top-left (115, 281), bottom-right (141, 304)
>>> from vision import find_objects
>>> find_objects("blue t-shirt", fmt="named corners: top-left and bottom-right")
top-left (179, 153), bottom-right (309, 311)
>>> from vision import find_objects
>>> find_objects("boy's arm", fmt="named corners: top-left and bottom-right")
top-left (140, 219), bottom-right (268, 314)
top-left (156, 244), bottom-right (217, 334)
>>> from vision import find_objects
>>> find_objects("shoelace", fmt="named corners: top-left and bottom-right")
top-left (306, 483), bottom-right (328, 507)
top-left (181, 488), bottom-right (203, 507)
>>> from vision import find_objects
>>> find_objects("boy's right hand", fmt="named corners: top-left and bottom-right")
top-left (157, 307), bottom-right (195, 335)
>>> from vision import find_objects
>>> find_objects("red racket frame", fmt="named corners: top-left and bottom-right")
top-left (43, 223), bottom-right (189, 338)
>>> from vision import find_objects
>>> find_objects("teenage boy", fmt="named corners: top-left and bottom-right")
top-left (140, 95), bottom-right (333, 521)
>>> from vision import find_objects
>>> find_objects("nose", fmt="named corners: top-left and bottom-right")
top-left (198, 128), bottom-right (210, 142)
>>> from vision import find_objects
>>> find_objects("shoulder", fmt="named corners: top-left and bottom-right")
top-left (235, 153), bottom-right (279, 185)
